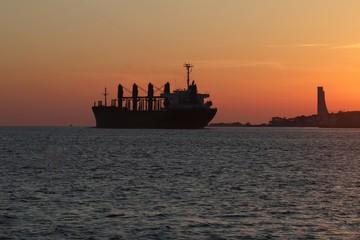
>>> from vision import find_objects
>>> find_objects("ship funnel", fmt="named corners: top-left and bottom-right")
top-left (189, 82), bottom-right (198, 104)
top-left (117, 84), bottom-right (123, 109)
top-left (148, 83), bottom-right (154, 111)
top-left (132, 84), bottom-right (138, 111)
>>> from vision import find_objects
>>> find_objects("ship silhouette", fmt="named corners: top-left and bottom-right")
top-left (92, 64), bottom-right (217, 128)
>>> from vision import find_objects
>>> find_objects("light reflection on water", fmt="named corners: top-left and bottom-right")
top-left (0, 127), bottom-right (359, 239)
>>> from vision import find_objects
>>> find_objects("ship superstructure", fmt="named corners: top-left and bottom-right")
top-left (92, 64), bottom-right (217, 128)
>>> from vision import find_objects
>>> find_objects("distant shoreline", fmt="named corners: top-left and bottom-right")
top-left (208, 122), bottom-right (267, 127)
top-left (209, 114), bottom-right (319, 127)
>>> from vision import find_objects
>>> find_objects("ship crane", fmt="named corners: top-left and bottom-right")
top-left (137, 85), bottom-right (148, 94)
top-left (122, 86), bottom-right (132, 94)
top-left (153, 83), bottom-right (166, 93)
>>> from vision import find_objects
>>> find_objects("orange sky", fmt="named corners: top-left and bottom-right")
top-left (2, 0), bottom-right (360, 126)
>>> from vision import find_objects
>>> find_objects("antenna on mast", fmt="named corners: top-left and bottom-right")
top-left (103, 87), bottom-right (108, 106)
top-left (183, 63), bottom-right (193, 88)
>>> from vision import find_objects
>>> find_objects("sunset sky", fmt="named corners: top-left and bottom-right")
top-left (2, 0), bottom-right (360, 126)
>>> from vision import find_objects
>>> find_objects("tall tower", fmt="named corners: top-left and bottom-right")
top-left (317, 86), bottom-right (329, 118)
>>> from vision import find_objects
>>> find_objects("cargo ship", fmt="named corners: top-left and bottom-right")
top-left (92, 64), bottom-right (217, 128)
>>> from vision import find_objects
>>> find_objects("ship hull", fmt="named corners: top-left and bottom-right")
top-left (92, 107), bottom-right (217, 129)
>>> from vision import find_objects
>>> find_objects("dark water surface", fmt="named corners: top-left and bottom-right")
top-left (0, 127), bottom-right (359, 239)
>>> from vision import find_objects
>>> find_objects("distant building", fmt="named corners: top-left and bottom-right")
top-left (317, 86), bottom-right (329, 121)
top-left (317, 87), bottom-right (360, 127)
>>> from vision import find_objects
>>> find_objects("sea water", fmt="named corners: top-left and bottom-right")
top-left (0, 127), bottom-right (359, 239)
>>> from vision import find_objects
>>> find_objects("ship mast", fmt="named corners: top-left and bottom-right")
top-left (184, 63), bottom-right (193, 88)
top-left (103, 87), bottom-right (108, 106)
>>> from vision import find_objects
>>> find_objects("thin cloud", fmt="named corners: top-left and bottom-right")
top-left (198, 60), bottom-right (285, 69)
top-left (267, 44), bottom-right (327, 48)
top-left (332, 43), bottom-right (360, 49)
top-left (267, 43), bottom-right (360, 49)
top-left (295, 44), bottom-right (327, 47)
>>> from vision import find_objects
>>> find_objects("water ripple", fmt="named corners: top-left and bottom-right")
top-left (0, 127), bottom-right (359, 239)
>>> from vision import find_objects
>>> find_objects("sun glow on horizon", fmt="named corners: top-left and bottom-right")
top-left (1, 0), bottom-right (360, 125)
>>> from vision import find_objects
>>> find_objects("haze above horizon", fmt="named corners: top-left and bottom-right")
top-left (1, 0), bottom-right (360, 126)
